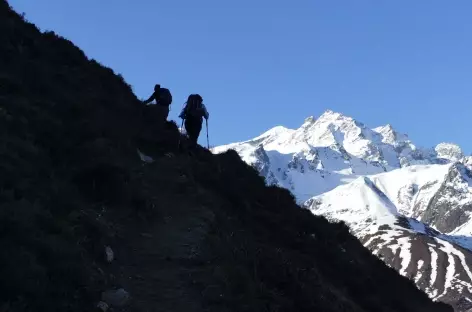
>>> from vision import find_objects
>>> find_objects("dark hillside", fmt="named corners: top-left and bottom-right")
top-left (0, 1), bottom-right (452, 311)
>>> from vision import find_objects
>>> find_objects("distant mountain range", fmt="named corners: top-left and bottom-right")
top-left (214, 110), bottom-right (472, 310)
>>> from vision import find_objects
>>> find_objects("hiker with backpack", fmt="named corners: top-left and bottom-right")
top-left (179, 94), bottom-right (209, 149)
top-left (143, 84), bottom-right (173, 122)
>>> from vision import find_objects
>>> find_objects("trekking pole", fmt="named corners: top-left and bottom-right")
top-left (178, 118), bottom-right (184, 150)
top-left (206, 119), bottom-right (210, 149)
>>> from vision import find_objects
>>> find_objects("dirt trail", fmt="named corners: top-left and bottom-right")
top-left (109, 160), bottom-right (216, 312)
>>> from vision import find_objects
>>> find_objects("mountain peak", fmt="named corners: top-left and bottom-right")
top-left (303, 116), bottom-right (316, 124)
top-left (373, 123), bottom-right (411, 144)
top-left (253, 125), bottom-right (292, 140)
top-left (318, 109), bottom-right (347, 121)
top-left (299, 116), bottom-right (317, 131)
top-left (373, 123), bottom-right (394, 133)
top-left (435, 142), bottom-right (463, 161)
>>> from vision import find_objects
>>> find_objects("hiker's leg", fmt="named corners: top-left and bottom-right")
top-left (187, 118), bottom-right (202, 148)
top-left (184, 119), bottom-right (197, 147)
top-left (157, 105), bottom-right (168, 125)
top-left (194, 120), bottom-right (203, 142)
top-left (189, 124), bottom-right (199, 147)
top-left (163, 107), bottom-right (169, 120)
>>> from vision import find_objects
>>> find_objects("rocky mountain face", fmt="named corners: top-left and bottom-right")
top-left (303, 167), bottom-right (472, 310)
top-left (0, 1), bottom-right (452, 312)
top-left (214, 111), bottom-right (472, 310)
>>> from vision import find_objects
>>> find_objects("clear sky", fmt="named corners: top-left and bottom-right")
top-left (8, 0), bottom-right (472, 153)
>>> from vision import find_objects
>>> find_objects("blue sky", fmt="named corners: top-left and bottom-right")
top-left (9, 0), bottom-right (472, 152)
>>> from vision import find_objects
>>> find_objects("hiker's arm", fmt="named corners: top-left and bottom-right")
top-left (203, 105), bottom-right (209, 119)
top-left (143, 93), bottom-right (155, 104)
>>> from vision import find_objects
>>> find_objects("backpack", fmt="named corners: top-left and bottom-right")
top-left (185, 94), bottom-right (204, 118)
top-left (159, 88), bottom-right (172, 106)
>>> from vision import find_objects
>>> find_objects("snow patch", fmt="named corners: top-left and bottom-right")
top-left (415, 260), bottom-right (425, 283)
top-left (429, 246), bottom-right (438, 295)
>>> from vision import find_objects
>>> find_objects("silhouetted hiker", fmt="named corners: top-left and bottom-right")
top-left (143, 84), bottom-right (173, 122)
top-left (179, 94), bottom-right (209, 149)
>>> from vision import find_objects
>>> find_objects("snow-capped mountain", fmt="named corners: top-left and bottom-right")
top-left (213, 110), bottom-right (460, 203)
top-left (213, 110), bottom-right (472, 311)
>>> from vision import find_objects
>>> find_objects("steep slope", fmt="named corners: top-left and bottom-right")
top-left (421, 164), bottom-right (472, 235)
top-left (369, 162), bottom-right (472, 237)
top-left (304, 165), bottom-right (472, 310)
top-left (0, 1), bottom-right (453, 312)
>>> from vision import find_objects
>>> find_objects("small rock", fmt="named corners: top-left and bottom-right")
top-left (202, 285), bottom-right (223, 302)
top-left (137, 149), bottom-right (154, 163)
top-left (101, 288), bottom-right (130, 307)
top-left (96, 301), bottom-right (109, 312)
top-left (105, 246), bottom-right (114, 263)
